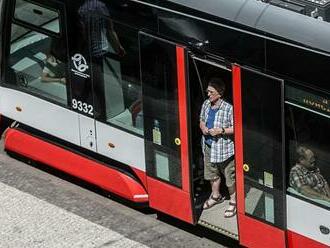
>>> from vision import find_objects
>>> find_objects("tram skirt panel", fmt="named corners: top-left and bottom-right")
top-left (4, 128), bottom-right (148, 203)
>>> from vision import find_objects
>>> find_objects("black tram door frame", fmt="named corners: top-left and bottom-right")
top-left (66, 1), bottom-right (97, 153)
top-left (233, 64), bottom-right (287, 248)
top-left (139, 31), bottom-right (196, 224)
top-left (187, 54), bottom-right (234, 217)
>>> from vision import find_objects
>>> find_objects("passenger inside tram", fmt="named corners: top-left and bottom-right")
top-left (7, 20), bottom-right (68, 105)
top-left (79, 0), bottom-right (136, 124)
top-left (41, 40), bottom-right (67, 84)
top-left (78, 0), bottom-right (143, 135)
top-left (290, 146), bottom-right (330, 202)
top-left (286, 97), bottom-right (330, 208)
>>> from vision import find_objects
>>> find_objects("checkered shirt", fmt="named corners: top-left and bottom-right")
top-left (79, 0), bottom-right (110, 57)
top-left (200, 99), bottom-right (234, 163)
top-left (290, 164), bottom-right (330, 197)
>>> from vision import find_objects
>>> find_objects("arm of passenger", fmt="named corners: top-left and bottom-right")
top-left (325, 182), bottom-right (330, 197)
top-left (199, 101), bottom-right (208, 135)
top-left (209, 127), bottom-right (233, 136)
top-left (106, 20), bottom-right (125, 56)
top-left (225, 107), bottom-right (234, 135)
top-left (41, 72), bottom-right (66, 83)
top-left (200, 121), bottom-right (208, 135)
top-left (224, 127), bottom-right (233, 135)
top-left (299, 185), bottom-right (330, 202)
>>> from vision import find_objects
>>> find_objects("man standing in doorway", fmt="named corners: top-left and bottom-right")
top-left (200, 78), bottom-right (236, 218)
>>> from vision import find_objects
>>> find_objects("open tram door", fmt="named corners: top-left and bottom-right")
top-left (233, 65), bottom-right (287, 247)
top-left (139, 32), bottom-right (194, 223)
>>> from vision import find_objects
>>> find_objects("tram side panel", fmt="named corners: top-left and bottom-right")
top-left (0, 0), bottom-right (152, 202)
top-left (157, 3), bottom-right (330, 247)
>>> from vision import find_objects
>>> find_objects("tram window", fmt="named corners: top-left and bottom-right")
top-left (88, 15), bottom-right (143, 135)
top-left (5, 21), bottom-right (68, 105)
top-left (14, 0), bottom-right (60, 34)
top-left (286, 87), bottom-right (330, 208)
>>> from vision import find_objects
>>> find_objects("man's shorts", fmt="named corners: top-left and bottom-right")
top-left (204, 145), bottom-right (235, 188)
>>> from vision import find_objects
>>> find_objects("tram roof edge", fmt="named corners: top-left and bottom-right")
top-left (166, 0), bottom-right (330, 54)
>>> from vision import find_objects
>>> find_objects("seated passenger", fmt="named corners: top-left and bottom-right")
top-left (290, 146), bottom-right (330, 202)
top-left (41, 40), bottom-right (66, 84)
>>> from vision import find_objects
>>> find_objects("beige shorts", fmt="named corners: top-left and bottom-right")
top-left (204, 145), bottom-right (236, 188)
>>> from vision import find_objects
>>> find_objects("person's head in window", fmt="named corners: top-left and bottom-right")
top-left (296, 146), bottom-right (316, 169)
top-left (206, 78), bottom-right (225, 105)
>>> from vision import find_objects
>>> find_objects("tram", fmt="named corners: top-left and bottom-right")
top-left (1, 0), bottom-right (330, 247)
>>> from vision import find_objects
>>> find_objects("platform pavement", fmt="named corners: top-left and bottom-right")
top-left (0, 137), bottom-right (234, 248)
top-left (0, 181), bottom-right (147, 248)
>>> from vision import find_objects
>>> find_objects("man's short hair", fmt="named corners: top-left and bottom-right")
top-left (296, 146), bottom-right (309, 162)
top-left (208, 78), bottom-right (225, 96)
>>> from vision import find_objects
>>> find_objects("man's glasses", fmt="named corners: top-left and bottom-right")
top-left (206, 89), bottom-right (218, 95)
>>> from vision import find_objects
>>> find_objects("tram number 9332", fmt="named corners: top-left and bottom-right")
top-left (71, 99), bottom-right (94, 116)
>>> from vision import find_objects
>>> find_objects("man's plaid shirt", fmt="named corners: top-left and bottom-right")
top-left (290, 164), bottom-right (330, 197)
top-left (200, 99), bottom-right (234, 163)
top-left (79, 0), bottom-right (110, 57)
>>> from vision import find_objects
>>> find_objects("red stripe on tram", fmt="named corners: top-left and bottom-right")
top-left (232, 64), bottom-right (245, 213)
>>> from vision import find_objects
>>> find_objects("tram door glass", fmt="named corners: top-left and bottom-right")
top-left (241, 69), bottom-right (285, 228)
top-left (4, 0), bottom-right (68, 106)
top-left (285, 85), bottom-right (330, 208)
top-left (88, 16), bottom-right (143, 135)
top-left (140, 34), bottom-right (183, 187)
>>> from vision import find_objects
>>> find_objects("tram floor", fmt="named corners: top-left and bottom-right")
top-left (199, 200), bottom-right (239, 240)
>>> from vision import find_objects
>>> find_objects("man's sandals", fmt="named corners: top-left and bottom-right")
top-left (203, 194), bottom-right (225, 210)
top-left (224, 201), bottom-right (237, 218)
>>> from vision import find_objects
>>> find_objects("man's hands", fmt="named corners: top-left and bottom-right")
top-left (208, 128), bottom-right (221, 136)
top-left (201, 126), bottom-right (209, 135)
top-left (200, 122), bottom-right (222, 136)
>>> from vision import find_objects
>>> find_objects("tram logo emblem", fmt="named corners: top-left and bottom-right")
top-left (71, 53), bottom-right (90, 78)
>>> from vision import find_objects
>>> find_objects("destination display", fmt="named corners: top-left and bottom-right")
top-left (286, 85), bottom-right (330, 115)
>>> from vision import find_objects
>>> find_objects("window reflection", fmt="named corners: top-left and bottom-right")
top-left (286, 100), bottom-right (330, 208)
top-left (81, 4), bottom-right (143, 134)
top-left (289, 146), bottom-right (330, 202)
top-left (14, 0), bottom-right (60, 33)
top-left (6, 22), bottom-right (68, 105)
